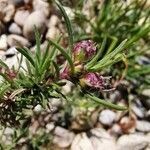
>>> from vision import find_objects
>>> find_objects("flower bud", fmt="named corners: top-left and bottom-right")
top-left (73, 40), bottom-right (96, 62)
top-left (60, 66), bottom-right (70, 80)
top-left (80, 72), bottom-right (105, 90)
top-left (5, 69), bottom-right (17, 80)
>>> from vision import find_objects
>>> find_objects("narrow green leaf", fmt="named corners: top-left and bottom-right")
top-left (41, 42), bottom-right (51, 67)
top-left (125, 25), bottom-right (150, 48)
top-left (88, 39), bottom-right (127, 71)
top-left (0, 73), bottom-right (12, 84)
top-left (48, 39), bottom-right (74, 73)
top-left (0, 59), bottom-right (9, 69)
top-left (56, 0), bottom-right (74, 55)
top-left (16, 47), bottom-right (35, 67)
top-left (49, 36), bottom-right (62, 60)
top-left (40, 37), bottom-right (61, 74)
top-left (106, 36), bottom-right (118, 54)
top-left (86, 94), bottom-right (127, 111)
top-left (25, 59), bottom-right (33, 76)
top-left (34, 27), bottom-right (41, 64)
top-left (0, 84), bottom-right (10, 99)
top-left (86, 36), bottom-right (107, 68)
top-left (90, 53), bottom-right (124, 71)
top-left (52, 61), bottom-right (60, 79)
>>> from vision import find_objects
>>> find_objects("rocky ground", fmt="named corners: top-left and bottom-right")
top-left (0, 0), bottom-right (150, 150)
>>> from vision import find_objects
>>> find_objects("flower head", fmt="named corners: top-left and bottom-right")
top-left (80, 73), bottom-right (104, 89)
top-left (5, 69), bottom-right (17, 80)
top-left (73, 40), bottom-right (96, 62)
top-left (79, 72), bottom-right (113, 91)
top-left (60, 66), bottom-right (70, 80)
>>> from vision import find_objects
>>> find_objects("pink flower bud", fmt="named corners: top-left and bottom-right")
top-left (73, 40), bottom-right (96, 62)
top-left (60, 66), bottom-right (70, 80)
top-left (80, 72), bottom-right (105, 90)
top-left (5, 69), bottom-right (17, 80)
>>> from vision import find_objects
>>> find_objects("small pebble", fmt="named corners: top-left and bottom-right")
top-left (7, 34), bottom-right (30, 47)
top-left (132, 104), bottom-right (145, 118)
top-left (0, 34), bottom-right (7, 50)
top-left (47, 15), bottom-right (59, 27)
top-left (14, 9), bottom-right (30, 27)
top-left (142, 89), bottom-right (150, 97)
top-left (90, 128), bottom-right (116, 150)
top-left (53, 126), bottom-right (75, 148)
top-left (9, 23), bottom-right (22, 34)
top-left (0, 1), bottom-right (15, 23)
top-left (23, 11), bottom-right (46, 41)
top-left (32, 0), bottom-right (50, 17)
top-left (34, 104), bottom-right (42, 113)
top-left (119, 116), bottom-right (136, 133)
top-left (5, 47), bottom-right (17, 57)
top-left (117, 134), bottom-right (150, 150)
top-left (136, 120), bottom-right (150, 132)
top-left (71, 133), bottom-right (94, 150)
top-left (46, 123), bottom-right (55, 132)
top-left (99, 109), bottom-right (117, 126)
top-left (46, 26), bottom-right (60, 40)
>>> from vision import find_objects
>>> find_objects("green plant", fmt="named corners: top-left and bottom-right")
top-left (1, 1), bottom-right (144, 148)
top-left (0, 1), bottom-right (129, 126)
top-left (73, 0), bottom-right (150, 89)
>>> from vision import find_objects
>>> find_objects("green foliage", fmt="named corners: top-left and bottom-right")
top-left (0, 1), bottom-right (130, 128)
top-left (0, 0), bottom-right (150, 149)
top-left (74, 0), bottom-right (150, 89)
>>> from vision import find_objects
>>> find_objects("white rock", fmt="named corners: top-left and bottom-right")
top-left (117, 134), bottom-right (150, 150)
top-left (5, 52), bottom-right (26, 70)
top-left (14, 9), bottom-right (30, 27)
top-left (5, 55), bottom-right (17, 69)
top-left (142, 89), bottom-right (150, 97)
top-left (46, 26), bottom-right (60, 40)
top-left (136, 56), bottom-right (150, 65)
top-left (46, 123), bottom-right (55, 132)
top-left (0, 50), bottom-right (6, 60)
top-left (61, 80), bottom-right (73, 94)
top-left (0, 1), bottom-right (15, 23)
top-left (50, 98), bottom-right (62, 107)
top-left (32, 0), bottom-right (50, 17)
top-left (7, 6), bottom-right (15, 22)
top-left (5, 47), bottom-right (17, 56)
top-left (71, 133), bottom-right (94, 150)
top-left (119, 116), bottom-right (136, 133)
top-left (4, 127), bottom-right (14, 135)
top-left (99, 109), bottom-right (117, 126)
top-left (47, 15), bottom-right (59, 28)
top-left (0, 34), bottom-right (7, 50)
top-left (110, 124), bottom-right (122, 137)
top-left (132, 104), bottom-right (145, 118)
top-left (136, 120), bottom-right (150, 132)
top-left (7, 34), bottom-right (30, 47)
top-left (90, 128), bottom-right (116, 150)
top-left (23, 11), bottom-right (46, 41)
top-left (34, 104), bottom-right (42, 112)
top-left (53, 126), bottom-right (75, 148)
top-left (9, 23), bottom-right (22, 34)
